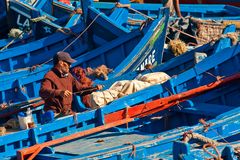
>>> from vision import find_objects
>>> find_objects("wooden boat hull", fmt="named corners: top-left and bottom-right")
top-left (0, 25), bottom-right (238, 159)
top-left (0, 0), bottom-right (130, 72)
top-left (18, 73), bottom-right (240, 159)
top-left (94, 2), bottom-right (240, 20)
top-left (0, 7), bottom-right (169, 105)
top-left (33, 107), bottom-right (240, 159)
top-left (0, 0), bottom-right (79, 48)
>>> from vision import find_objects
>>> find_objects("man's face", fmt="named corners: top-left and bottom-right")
top-left (59, 60), bottom-right (71, 74)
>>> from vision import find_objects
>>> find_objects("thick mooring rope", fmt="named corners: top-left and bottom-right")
top-left (183, 132), bottom-right (222, 146)
top-left (31, 15), bottom-right (48, 22)
top-left (203, 143), bottom-right (223, 160)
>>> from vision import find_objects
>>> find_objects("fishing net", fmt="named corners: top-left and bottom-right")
top-left (190, 18), bottom-right (224, 45)
top-left (167, 17), bottom-right (239, 45)
top-left (168, 39), bottom-right (187, 56)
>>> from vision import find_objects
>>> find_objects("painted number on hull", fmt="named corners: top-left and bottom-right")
top-left (17, 14), bottom-right (30, 28)
top-left (137, 50), bottom-right (156, 71)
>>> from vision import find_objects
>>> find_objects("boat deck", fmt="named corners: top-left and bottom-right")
top-left (53, 131), bottom-right (154, 156)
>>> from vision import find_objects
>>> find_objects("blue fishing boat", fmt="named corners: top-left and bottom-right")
top-left (0, 0), bottom-right (81, 49)
top-left (99, 24), bottom-right (236, 80)
top-left (0, 25), bottom-right (237, 159)
top-left (0, 0), bottom-right (134, 72)
top-left (0, 6), bottom-right (169, 105)
top-left (21, 88), bottom-right (240, 159)
top-left (16, 58), bottom-right (240, 159)
top-left (0, 0), bottom-right (156, 50)
top-left (93, 2), bottom-right (240, 20)
top-left (93, 2), bottom-right (240, 45)
top-left (0, 0), bottom-right (238, 73)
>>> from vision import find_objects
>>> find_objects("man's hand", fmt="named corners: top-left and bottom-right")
top-left (60, 90), bottom-right (72, 97)
top-left (96, 85), bottom-right (103, 90)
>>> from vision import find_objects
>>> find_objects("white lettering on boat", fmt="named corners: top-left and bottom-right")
top-left (137, 50), bottom-right (156, 71)
top-left (17, 14), bottom-right (30, 28)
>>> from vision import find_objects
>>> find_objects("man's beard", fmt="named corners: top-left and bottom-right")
top-left (61, 73), bottom-right (69, 77)
top-left (61, 69), bottom-right (69, 77)
top-left (61, 68), bottom-right (69, 77)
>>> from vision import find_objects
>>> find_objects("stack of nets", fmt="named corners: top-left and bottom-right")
top-left (191, 18), bottom-right (225, 45)
top-left (168, 17), bottom-right (239, 46)
top-left (191, 18), bottom-right (239, 45)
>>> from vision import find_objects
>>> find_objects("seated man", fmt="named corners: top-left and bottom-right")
top-left (39, 51), bottom-right (102, 116)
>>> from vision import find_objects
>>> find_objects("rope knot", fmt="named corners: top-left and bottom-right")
top-left (29, 65), bottom-right (41, 72)
top-left (199, 118), bottom-right (213, 132)
top-left (182, 130), bottom-right (193, 142)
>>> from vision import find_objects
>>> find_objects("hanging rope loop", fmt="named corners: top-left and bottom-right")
top-left (203, 143), bottom-right (223, 160)
top-left (62, 12), bottom-right (103, 52)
